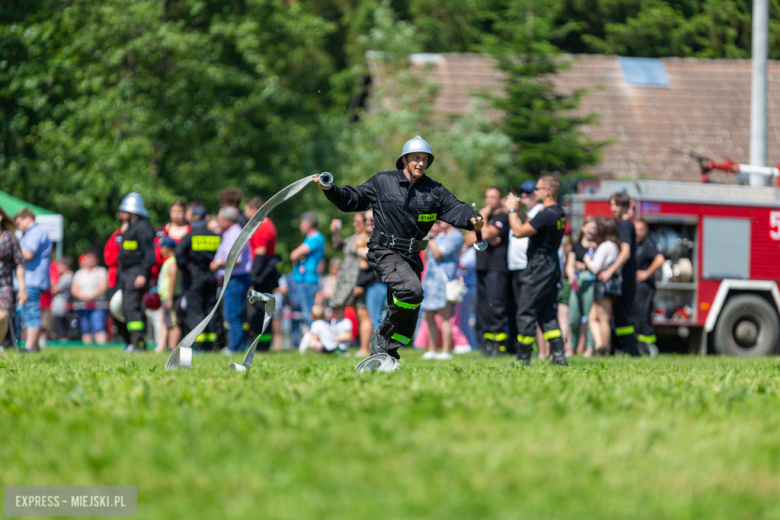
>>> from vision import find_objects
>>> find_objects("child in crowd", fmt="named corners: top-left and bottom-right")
top-left (51, 257), bottom-right (74, 341)
top-left (299, 304), bottom-right (352, 354)
top-left (330, 305), bottom-right (353, 353)
top-left (156, 237), bottom-right (181, 353)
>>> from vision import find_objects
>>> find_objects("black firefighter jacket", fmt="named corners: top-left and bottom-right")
top-left (324, 170), bottom-right (475, 262)
top-left (117, 218), bottom-right (156, 277)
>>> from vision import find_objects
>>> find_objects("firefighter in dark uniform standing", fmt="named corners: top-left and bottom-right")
top-left (470, 187), bottom-right (511, 356)
top-left (175, 205), bottom-right (221, 350)
top-left (315, 136), bottom-right (483, 361)
top-left (116, 193), bottom-right (156, 352)
top-left (597, 192), bottom-right (640, 356)
top-left (634, 219), bottom-right (664, 356)
top-left (504, 175), bottom-right (568, 366)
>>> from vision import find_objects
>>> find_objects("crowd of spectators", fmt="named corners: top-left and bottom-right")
top-left (0, 182), bottom-right (660, 359)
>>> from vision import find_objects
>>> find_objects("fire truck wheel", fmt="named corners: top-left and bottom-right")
top-left (714, 295), bottom-right (780, 357)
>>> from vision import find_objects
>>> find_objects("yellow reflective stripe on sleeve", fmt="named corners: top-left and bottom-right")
top-left (637, 334), bottom-right (657, 344)
top-left (616, 326), bottom-right (635, 336)
top-left (123, 241), bottom-right (138, 250)
top-left (543, 329), bottom-right (562, 340)
top-left (517, 335), bottom-right (535, 345)
top-left (392, 295), bottom-right (420, 310)
top-left (391, 333), bottom-right (411, 345)
top-left (127, 321), bottom-right (145, 331)
top-left (418, 213), bottom-right (437, 222)
top-left (192, 236), bottom-right (221, 251)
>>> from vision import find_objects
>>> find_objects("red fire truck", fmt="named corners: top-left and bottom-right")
top-left (569, 180), bottom-right (780, 356)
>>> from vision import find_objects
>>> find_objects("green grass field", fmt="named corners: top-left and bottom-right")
top-left (1, 350), bottom-right (779, 519)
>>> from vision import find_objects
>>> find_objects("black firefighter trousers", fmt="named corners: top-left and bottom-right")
top-left (633, 281), bottom-right (656, 346)
top-left (613, 279), bottom-right (640, 356)
top-left (477, 270), bottom-right (511, 351)
top-left (182, 270), bottom-right (220, 351)
top-left (367, 249), bottom-right (423, 351)
top-left (118, 266), bottom-right (147, 349)
top-left (515, 255), bottom-right (562, 349)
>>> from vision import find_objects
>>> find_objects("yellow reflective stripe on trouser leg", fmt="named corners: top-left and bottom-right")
top-left (543, 329), bottom-right (561, 340)
top-left (391, 333), bottom-right (411, 345)
top-left (637, 334), bottom-right (657, 344)
top-left (517, 335), bottom-right (535, 345)
top-left (127, 321), bottom-right (145, 331)
top-left (616, 326), bottom-right (635, 336)
top-left (392, 295), bottom-right (419, 310)
top-left (195, 332), bottom-right (217, 342)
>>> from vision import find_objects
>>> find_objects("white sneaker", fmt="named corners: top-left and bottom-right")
top-left (421, 351), bottom-right (438, 360)
top-left (453, 345), bottom-right (472, 355)
top-left (436, 352), bottom-right (453, 360)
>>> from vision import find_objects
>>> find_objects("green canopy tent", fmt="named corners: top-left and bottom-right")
top-left (0, 190), bottom-right (63, 259)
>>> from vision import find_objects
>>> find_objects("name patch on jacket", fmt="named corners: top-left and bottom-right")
top-left (418, 213), bottom-right (437, 222)
top-left (192, 236), bottom-right (221, 251)
top-left (123, 241), bottom-right (138, 250)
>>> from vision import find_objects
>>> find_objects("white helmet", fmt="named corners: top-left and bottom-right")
top-left (355, 353), bottom-right (400, 373)
top-left (118, 192), bottom-right (149, 218)
top-left (110, 290), bottom-right (125, 323)
top-left (396, 135), bottom-right (434, 170)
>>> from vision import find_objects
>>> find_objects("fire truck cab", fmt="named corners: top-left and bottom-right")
top-left (569, 180), bottom-right (780, 356)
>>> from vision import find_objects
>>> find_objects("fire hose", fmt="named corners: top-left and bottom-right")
top-left (165, 175), bottom-right (316, 370)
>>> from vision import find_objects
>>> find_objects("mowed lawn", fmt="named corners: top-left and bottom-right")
top-left (1, 350), bottom-right (779, 519)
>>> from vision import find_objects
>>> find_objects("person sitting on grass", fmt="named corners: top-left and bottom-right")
top-left (299, 304), bottom-right (349, 354)
top-left (330, 305), bottom-right (353, 354)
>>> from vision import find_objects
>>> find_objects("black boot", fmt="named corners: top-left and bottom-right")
top-left (372, 320), bottom-right (402, 360)
top-left (515, 342), bottom-right (533, 367)
top-left (549, 337), bottom-right (568, 366)
top-left (128, 332), bottom-right (147, 352)
top-left (482, 339), bottom-right (496, 357)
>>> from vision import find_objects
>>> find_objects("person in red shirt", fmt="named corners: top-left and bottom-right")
top-left (244, 197), bottom-right (276, 258)
top-left (244, 196), bottom-right (279, 350)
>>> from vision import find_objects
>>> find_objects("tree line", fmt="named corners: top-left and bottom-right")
top-left (0, 0), bottom-right (772, 257)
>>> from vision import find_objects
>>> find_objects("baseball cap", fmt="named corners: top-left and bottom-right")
top-left (191, 205), bottom-right (207, 222)
top-left (519, 180), bottom-right (537, 193)
top-left (159, 237), bottom-right (177, 249)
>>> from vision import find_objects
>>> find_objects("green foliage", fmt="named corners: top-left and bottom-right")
top-left (551, 0), bottom-right (780, 59)
top-left (2, 350), bottom-right (780, 518)
top-left (483, 0), bottom-right (606, 177)
top-left (334, 4), bottom-right (513, 203)
top-left (0, 0), bottom-right (336, 254)
top-left (2, 0), bottom-right (777, 256)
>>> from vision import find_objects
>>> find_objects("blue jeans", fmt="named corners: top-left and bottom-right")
top-left (295, 282), bottom-right (318, 326)
top-left (80, 308), bottom-right (107, 334)
top-left (21, 286), bottom-right (44, 328)
top-left (224, 274), bottom-right (251, 352)
top-left (458, 282), bottom-right (478, 348)
top-left (366, 282), bottom-right (388, 328)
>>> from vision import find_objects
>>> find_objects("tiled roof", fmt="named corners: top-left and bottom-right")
top-left (373, 53), bottom-right (780, 182)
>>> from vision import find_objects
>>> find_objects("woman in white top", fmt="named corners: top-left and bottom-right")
top-left (583, 218), bottom-right (622, 355)
top-left (71, 251), bottom-right (108, 344)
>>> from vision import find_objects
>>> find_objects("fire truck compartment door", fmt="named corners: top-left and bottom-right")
top-left (703, 217), bottom-right (750, 279)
